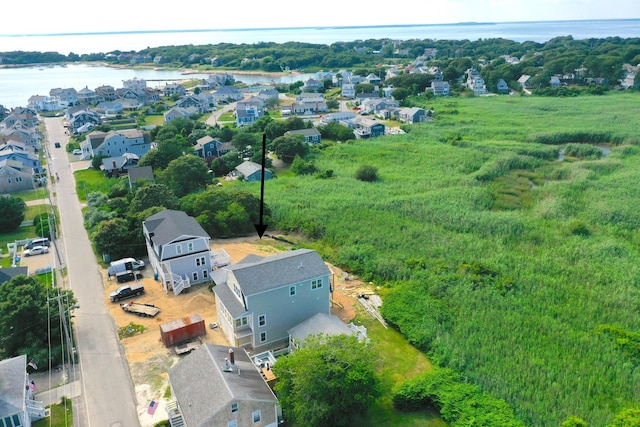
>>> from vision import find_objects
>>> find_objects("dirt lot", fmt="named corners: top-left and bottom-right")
top-left (102, 236), bottom-right (368, 426)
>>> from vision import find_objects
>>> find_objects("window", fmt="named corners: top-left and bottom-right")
top-left (235, 317), bottom-right (248, 328)
top-left (258, 315), bottom-right (266, 327)
top-left (260, 331), bottom-right (267, 342)
top-left (203, 269), bottom-right (208, 279)
top-left (227, 420), bottom-right (237, 427)
top-left (176, 245), bottom-right (183, 255)
top-left (7, 178), bottom-right (11, 183)
top-left (15, 177), bottom-right (22, 182)
top-left (289, 285), bottom-right (296, 296)
top-left (196, 256), bottom-right (206, 267)
top-left (231, 402), bottom-right (239, 413)
top-left (192, 272), bottom-right (198, 281)
top-left (187, 242), bottom-right (194, 252)
top-left (312, 279), bottom-right (323, 290)
top-left (252, 410), bottom-right (262, 423)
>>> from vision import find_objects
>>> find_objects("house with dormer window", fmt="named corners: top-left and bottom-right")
top-left (212, 249), bottom-right (331, 351)
top-left (143, 209), bottom-right (213, 295)
top-left (167, 344), bottom-right (281, 427)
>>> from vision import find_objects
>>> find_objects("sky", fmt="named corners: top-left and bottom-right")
top-left (3, 0), bottom-right (639, 35)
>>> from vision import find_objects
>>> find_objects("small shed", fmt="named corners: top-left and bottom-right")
top-left (160, 313), bottom-right (206, 347)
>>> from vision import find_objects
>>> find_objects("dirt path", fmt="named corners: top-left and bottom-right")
top-left (102, 236), bottom-right (370, 426)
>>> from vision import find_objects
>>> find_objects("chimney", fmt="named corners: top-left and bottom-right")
top-left (228, 348), bottom-right (235, 365)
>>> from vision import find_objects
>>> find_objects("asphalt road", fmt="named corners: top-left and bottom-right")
top-left (43, 117), bottom-right (141, 427)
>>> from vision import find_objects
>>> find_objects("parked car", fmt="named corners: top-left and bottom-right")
top-left (54, 142), bottom-right (61, 148)
top-left (23, 246), bottom-right (49, 256)
top-left (25, 238), bottom-right (50, 249)
top-left (115, 270), bottom-right (143, 283)
top-left (72, 149), bottom-right (82, 155)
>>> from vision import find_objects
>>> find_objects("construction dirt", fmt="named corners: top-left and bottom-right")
top-left (102, 236), bottom-right (370, 426)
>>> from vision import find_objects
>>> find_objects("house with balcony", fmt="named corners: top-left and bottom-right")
top-left (77, 86), bottom-right (98, 104)
top-left (167, 344), bottom-right (282, 427)
top-left (49, 87), bottom-right (78, 107)
top-left (27, 95), bottom-right (59, 112)
top-left (163, 83), bottom-right (186, 97)
top-left (143, 209), bottom-right (213, 295)
top-left (341, 82), bottom-right (356, 98)
top-left (212, 249), bottom-right (332, 351)
top-left (0, 145), bottom-right (45, 192)
top-left (69, 109), bottom-right (102, 133)
top-left (0, 355), bottom-right (47, 427)
top-left (430, 80), bottom-right (450, 96)
top-left (349, 117), bottom-right (385, 139)
top-left (81, 129), bottom-right (151, 160)
top-left (94, 85), bottom-right (117, 102)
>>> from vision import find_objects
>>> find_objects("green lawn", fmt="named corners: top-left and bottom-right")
top-left (74, 169), bottom-right (122, 202)
top-left (144, 114), bottom-right (166, 126)
top-left (356, 315), bottom-right (447, 427)
top-left (33, 398), bottom-right (73, 427)
top-left (8, 188), bottom-right (49, 202)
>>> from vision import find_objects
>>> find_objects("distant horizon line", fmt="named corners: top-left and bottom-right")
top-left (2, 18), bottom-right (639, 38)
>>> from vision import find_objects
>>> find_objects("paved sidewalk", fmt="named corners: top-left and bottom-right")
top-left (31, 365), bottom-right (82, 406)
top-left (36, 380), bottom-right (82, 406)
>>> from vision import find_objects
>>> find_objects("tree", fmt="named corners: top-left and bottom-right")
top-left (91, 218), bottom-right (133, 260)
top-left (0, 275), bottom-right (76, 366)
top-left (0, 195), bottom-right (26, 233)
top-left (91, 153), bottom-right (107, 170)
top-left (159, 155), bottom-right (210, 197)
top-left (318, 122), bottom-right (355, 142)
top-left (129, 183), bottom-right (180, 214)
top-left (231, 132), bottom-right (260, 153)
top-left (273, 334), bottom-right (379, 427)
top-left (271, 134), bottom-right (309, 164)
top-left (264, 121), bottom-right (287, 142)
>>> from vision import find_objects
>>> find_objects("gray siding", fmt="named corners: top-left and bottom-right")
top-left (248, 273), bottom-right (331, 350)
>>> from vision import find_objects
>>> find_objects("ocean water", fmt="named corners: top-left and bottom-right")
top-left (2, 19), bottom-right (639, 56)
top-left (0, 64), bottom-right (315, 109)
top-left (1, 19), bottom-right (638, 109)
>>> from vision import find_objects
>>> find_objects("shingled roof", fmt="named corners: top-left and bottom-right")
top-left (169, 344), bottom-right (276, 426)
top-left (144, 209), bottom-right (209, 246)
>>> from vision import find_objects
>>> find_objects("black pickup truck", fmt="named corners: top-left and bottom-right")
top-left (110, 283), bottom-right (144, 302)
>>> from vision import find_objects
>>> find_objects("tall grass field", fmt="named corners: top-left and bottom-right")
top-left (256, 92), bottom-right (640, 426)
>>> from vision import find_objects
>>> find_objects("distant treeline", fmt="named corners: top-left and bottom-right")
top-left (2, 36), bottom-right (639, 90)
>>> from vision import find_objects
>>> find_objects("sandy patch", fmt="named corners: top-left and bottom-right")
top-left (102, 235), bottom-right (371, 426)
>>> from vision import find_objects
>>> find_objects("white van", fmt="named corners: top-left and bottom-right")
top-left (107, 258), bottom-right (145, 277)
top-left (25, 237), bottom-right (50, 249)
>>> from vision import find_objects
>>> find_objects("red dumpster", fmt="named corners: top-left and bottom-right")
top-left (160, 313), bottom-right (206, 347)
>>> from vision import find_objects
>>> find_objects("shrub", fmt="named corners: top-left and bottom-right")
top-left (355, 165), bottom-right (378, 182)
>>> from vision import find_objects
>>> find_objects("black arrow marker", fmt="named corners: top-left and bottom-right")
top-left (254, 133), bottom-right (268, 238)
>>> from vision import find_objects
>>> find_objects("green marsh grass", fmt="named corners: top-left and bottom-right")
top-left (261, 92), bottom-right (640, 426)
